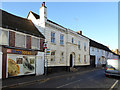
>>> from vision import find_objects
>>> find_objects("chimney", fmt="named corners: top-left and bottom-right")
top-left (77, 31), bottom-right (82, 35)
top-left (41, 2), bottom-right (45, 7)
top-left (39, 2), bottom-right (47, 27)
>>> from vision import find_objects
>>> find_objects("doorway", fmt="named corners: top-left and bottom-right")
top-left (70, 54), bottom-right (73, 67)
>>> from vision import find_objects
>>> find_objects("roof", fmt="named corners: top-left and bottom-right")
top-left (0, 9), bottom-right (45, 38)
top-left (28, 11), bottom-right (66, 29)
top-left (90, 39), bottom-right (112, 52)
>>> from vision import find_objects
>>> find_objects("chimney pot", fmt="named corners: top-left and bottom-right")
top-left (41, 2), bottom-right (45, 7)
top-left (77, 31), bottom-right (82, 35)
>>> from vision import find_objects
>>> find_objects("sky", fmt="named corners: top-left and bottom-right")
top-left (1, 2), bottom-right (118, 51)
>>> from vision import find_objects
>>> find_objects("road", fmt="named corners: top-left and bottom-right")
top-left (11, 69), bottom-right (120, 89)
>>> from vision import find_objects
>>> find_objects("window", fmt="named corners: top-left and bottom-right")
top-left (84, 43), bottom-right (86, 51)
top-left (51, 32), bottom-right (55, 43)
top-left (84, 55), bottom-right (87, 63)
top-left (60, 34), bottom-right (64, 45)
top-left (78, 41), bottom-right (81, 49)
top-left (15, 33), bottom-right (25, 48)
top-left (97, 49), bottom-right (99, 52)
top-left (31, 37), bottom-right (40, 49)
top-left (78, 54), bottom-right (81, 62)
top-left (51, 51), bottom-right (56, 62)
top-left (92, 47), bottom-right (94, 51)
top-left (72, 38), bottom-right (74, 44)
top-left (60, 52), bottom-right (64, 62)
top-left (0, 29), bottom-right (8, 45)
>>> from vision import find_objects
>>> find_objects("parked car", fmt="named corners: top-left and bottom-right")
top-left (105, 59), bottom-right (120, 77)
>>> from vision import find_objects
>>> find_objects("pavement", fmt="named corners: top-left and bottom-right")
top-left (2, 67), bottom-right (100, 89)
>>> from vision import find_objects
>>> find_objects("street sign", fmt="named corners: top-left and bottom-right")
top-left (46, 49), bottom-right (50, 55)
top-left (44, 42), bottom-right (47, 49)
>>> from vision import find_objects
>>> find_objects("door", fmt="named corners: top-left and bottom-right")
top-left (70, 54), bottom-right (73, 67)
top-left (90, 55), bottom-right (95, 67)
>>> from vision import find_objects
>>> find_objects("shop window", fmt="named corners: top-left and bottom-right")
top-left (60, 34), bottom-right (64, 45)
top-left (51, 51), bottom-right (56, 62)
top-left (51, 32), bottom-right (55, 43)
top-left (0, 29), bottom-right (8, 45)
top-left (31, 37), bottom-right (40, 50)
top-left (15, 33), bottom-right (25, 48)
top-left (78, 41), bottom-right (81, 50)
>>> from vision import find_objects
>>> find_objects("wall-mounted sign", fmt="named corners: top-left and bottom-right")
top-left (46, 49), bottom-right (50, 55)
top-left (7, 54), bottom-right (35, 77)
top-left (44, 43), bottom-right (47, 49)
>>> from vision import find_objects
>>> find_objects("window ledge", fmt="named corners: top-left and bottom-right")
top-left (51, 42), bottom-right (56, 45)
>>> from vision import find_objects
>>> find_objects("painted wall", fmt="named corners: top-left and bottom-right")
top-left (36, 52), bottom-right (44, 75)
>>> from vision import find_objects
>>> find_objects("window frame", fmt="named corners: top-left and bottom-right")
top-left (78, 41), bottom-right (81, 50)
top-left (15, 32), bottom-right (26, 48)
top-left (51, 32), bottom-right (55, 44)
top-left (60, 34), bottom-right (64, 45)
top-left (31, 36), bottom-right (40, 50)
top-left (0, 28), bottom-right (9, 46)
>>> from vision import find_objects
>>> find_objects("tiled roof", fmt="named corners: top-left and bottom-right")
top-left (0, 9), bottom-right (45, 38)
top-left (90, 39), bottom-right (112, 52)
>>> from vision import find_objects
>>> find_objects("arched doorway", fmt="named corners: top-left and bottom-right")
top-left (70, 54), bottom-right (73, 67)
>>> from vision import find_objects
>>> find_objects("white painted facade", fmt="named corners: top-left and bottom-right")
top-left (36, 52), bottom-right (44, 75)
top-left (90, 46), bottom-right (118, 67)
top-left (27, 3), bottom-right (90, 67)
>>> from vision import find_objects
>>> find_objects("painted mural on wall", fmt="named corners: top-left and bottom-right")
top-left (7, 54), bottom-right (35, 77)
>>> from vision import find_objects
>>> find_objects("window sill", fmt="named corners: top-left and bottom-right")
top-left (60, 44), bottom-right (64, 47)
top-left (51, 42), bottom-right (56, 45)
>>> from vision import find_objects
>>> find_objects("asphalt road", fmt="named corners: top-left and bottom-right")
top-left (13, 69), bottom-right (120, 89)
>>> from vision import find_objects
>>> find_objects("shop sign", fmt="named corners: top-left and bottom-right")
top-left (7, 54), bottom-right (35, 77)
top-left (7, 49), bottom-right (35, 55)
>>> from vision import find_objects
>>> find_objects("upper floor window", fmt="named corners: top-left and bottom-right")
top-left (92, 47), bottom-right (94, 51)
top-left (31, 37), bottom-right (40, 49)
top-left (15, 33), bottom-right (25, 48)
top-left (78, 41), bottom-right (81, 49)
top-left (97, 49), bottom-right (99, 52)
top-left (0, 29), bottom-right (8, 45)
top-left (72, 38), bottom-right (74, 44)
top-left (84, 43), bottom-right (86, 51)
top-left (60, 34), bottom-right (64, 45)
top-left (51, 32), bottom-right (55, 43)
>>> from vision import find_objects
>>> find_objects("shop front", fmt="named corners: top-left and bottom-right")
top-left (2, 47), bottom-right (40, 79)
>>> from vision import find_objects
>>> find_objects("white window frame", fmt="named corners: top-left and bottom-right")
top-left (84, 43), bottom-right (86, 51)
top-left (60, 34), bottom-right (64, 45)
top-left (31, 36), bottom-right (40, 50)
top-left (78, 54), bottom-right (81, 63)
top-left (51, 50), bottom-right (56, 62)
top-left (84, 55), bottom-right (87, 63)
top-left (15, 32), bottom-right (26, 48)
top-left (0, 28), bottom-right (9, 46)
top-left (78, 41), bottom-right (81, 50)
top-left (72, 37), bottom-right (74, 44)
top-left (51, 32), bottom-right (55, 43)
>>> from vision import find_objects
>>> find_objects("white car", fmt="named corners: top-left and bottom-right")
top-left (105, 59), bottom-right (120, 77)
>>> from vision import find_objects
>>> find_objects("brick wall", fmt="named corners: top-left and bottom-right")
top-left (9, 31), bottom-right (15, 47)
top-left (26, 36), bottom-right (31, 49)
